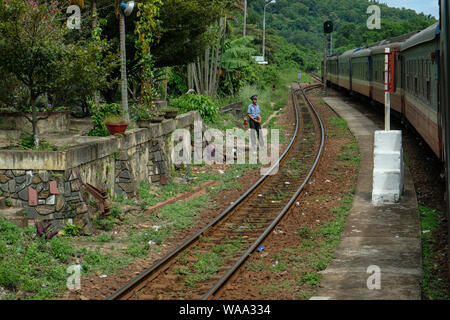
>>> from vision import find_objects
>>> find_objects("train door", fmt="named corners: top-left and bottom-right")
top-left (436, 49), bottom-right (444, 159)
top-left (369, 56), bottom-right (373, 99)
top-left (349, 58), bottom-right (353, 91)
top-left (400, 54), bottom-right (406, 117)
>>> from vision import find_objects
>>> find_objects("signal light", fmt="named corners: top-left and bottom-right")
top-left (324, 21), bottom-right (333, 34)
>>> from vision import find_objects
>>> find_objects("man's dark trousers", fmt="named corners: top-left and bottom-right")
top-left (249, 118), bottom-right (264, 147)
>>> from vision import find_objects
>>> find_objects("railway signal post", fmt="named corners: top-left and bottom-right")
top-left (323, 21), bottom-right (333, 91)
top-left (372, 47), bottom-right (404, 205)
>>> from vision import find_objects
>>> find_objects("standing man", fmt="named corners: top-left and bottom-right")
top-left (248, 95), bottom-right (264, 147)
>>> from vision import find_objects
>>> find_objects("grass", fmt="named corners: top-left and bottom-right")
top-left (174, 238), bottom-right (243, 288)
top-left (419, 205), bottom-right (450, 300)
top-left (299, 272), bottom-right (322, 286)
top-left (328, 117), bottom-right (348, 131)
top-left (337, 141), bottom-right (361, 168)
top-left (259, 280), bottom-right (291, 294)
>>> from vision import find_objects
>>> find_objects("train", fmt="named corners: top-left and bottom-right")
top-left (324, 23), bottom-right (442, 159)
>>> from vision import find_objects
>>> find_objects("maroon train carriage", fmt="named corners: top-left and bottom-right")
top-left (337, 49), bottom-right (354, 91)
top-left (400, 23), bottom-right (442, 158)
top-left (326, 55), bottom-right (339, 88)
top-left (351, 48), bottom-right (372, 98)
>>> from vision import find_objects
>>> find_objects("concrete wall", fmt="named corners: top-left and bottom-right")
top-left (0, 111), bottom-right (202, 231)
top-left (220, 102), bottom-right (243, 118)
top-left (0, 111), bottom-right (70, 134)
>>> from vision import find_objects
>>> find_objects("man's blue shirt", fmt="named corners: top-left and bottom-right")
top-left (248, 104), bottom-right (261, 120)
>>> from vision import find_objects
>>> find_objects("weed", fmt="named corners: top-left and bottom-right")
top-left (299, 272), bottom-right (322, 286)
top-left (296, 226), bottom-right (312, 240)
top-left (420, 205), bottom-right (450, 299)
top-left (63, 222), bottom-right (82, 236)
top-left (94, 233), bottom-right (114, 243)
top-left (246, 260), bottom-right (265, 272)
top-left (328, 117), bottom-right (347, 131)
top-left (126, 243), bottom-right (150, 258)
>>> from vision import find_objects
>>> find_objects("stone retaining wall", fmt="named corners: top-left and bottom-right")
top-left (0, 111), bottom-right (202, 232)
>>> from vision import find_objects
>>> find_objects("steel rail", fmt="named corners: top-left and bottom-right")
top-left (202, 83), bottom-right (325, 299)
top-left (107, 85), bottom-right (304, 300)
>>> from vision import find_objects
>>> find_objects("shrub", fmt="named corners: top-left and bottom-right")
top-left (63, 222), bottom-right (82, 237)
top-left (94, 217), bottom-right (115, 231)
top-left (170, 94), bottom-right (218, 123)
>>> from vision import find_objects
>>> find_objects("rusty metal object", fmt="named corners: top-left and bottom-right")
top-left (85, 183), bottom-right (111, 217)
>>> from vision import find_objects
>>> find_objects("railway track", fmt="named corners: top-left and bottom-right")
top-left (107, 83), bottom-right (324, 300)
top-left (310, 73), bottom-right (322, 83)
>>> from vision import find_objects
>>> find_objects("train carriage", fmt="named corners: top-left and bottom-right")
top-left (351, 48), bottom-right (371, 97)
top-left (370, 43), bottom-right (404, 113)
top-left (326, 55), bottom-right (339, 87)
top-left (400, 23), bottom-right (441, 157)
top-left (337, 49), bottom-right (354, 91)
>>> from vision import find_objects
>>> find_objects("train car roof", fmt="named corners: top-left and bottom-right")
top-left (352, 48), bottom-right (371, 58)
top-left (370, 42), bottom-right (404, 54)
top-left (327, 55), bottom-right (339, 61)
top-left (339, 49), bottom-right (358, 59)
top-left (388, 30), bottom-right (421, 43)
top-left (401, 23), bottom-right (440, 51)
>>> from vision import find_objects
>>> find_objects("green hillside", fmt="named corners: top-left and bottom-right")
top-left (237, 0), bottom-right (437, 70)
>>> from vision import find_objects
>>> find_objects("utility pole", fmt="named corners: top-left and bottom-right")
top-left (117, 1), bottom-right (135, 121)
top-left (243, 0), bottom-right (247, 37)
top-left (262, 0), bottom-right (276, 61)
top-left (92, 0), bottom-right (100, 105)
top-left (119, 10), bottom-right (129, 121)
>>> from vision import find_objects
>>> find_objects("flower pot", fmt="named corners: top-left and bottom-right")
top-left (162, 110), bottom-right (178, 119)
top-left (150, 116), bottom-right (165, 123)
top-left (105, 123), bottom-right (128, 135)
top-left (136, 119), bottom-right (151, 128)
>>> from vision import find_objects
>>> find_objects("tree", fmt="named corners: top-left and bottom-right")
top-left (150, 0), bottom-right (228, 68)
top-left (0, 0), bottom-right (115, 147)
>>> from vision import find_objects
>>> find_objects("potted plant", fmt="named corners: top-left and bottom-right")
top-left (104, 115), bottom-right (129, 135)
top-left (150, 112), bottom-right (165, 123)
top-left (160, 107), bottom-right (178, 119)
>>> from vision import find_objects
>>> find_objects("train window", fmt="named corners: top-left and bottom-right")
top-left (427, 80), bottom-right (431, 103)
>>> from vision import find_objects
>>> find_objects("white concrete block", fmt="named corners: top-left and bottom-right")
top-left (373, 130), bottom-right (402, 152)
top-left (372, 130), bottom-right (404, 205)
top-left (373, 152), bottom-right (402, 171)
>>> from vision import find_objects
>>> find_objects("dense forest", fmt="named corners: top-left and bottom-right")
top-left (240, 0), bottom-right (437, 70)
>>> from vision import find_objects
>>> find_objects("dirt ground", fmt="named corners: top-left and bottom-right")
top-left (215, 87), bottom-right (360, 299)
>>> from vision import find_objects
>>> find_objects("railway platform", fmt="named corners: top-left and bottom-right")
top-left (311, 97), bottom-right (422, 300)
